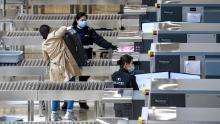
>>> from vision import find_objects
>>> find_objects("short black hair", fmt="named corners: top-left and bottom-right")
top-left (39, 25), bottom-right (51, 39)
top-left (117, 54), bottom-right (133, 68)
top-left (73, 12), bottom-right (88, 27)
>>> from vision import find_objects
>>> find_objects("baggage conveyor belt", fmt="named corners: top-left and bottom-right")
top-left (82, 59), bottom-right (119, 76)
top-left (1, 30), bottom-right (142, 46)
top-left (0, 59), bottom-right (119, 77)
top-left (0, 81), bottom-right (114, 121)
top-left (0, 81), bottom-right (113, 101)
top-left (0, 59), bottom-right (49, 77)
top-left (14, 14), bottom-right (122, 30)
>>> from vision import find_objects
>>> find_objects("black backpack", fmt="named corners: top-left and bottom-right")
top-left (64, 29), bottom-right (88, 67)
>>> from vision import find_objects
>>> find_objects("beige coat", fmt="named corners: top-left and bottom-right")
top-left (42, 26), bottom-right (81, 81)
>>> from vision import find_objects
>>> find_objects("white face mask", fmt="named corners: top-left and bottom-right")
top-left (127, 65), bottom-right (135, 73)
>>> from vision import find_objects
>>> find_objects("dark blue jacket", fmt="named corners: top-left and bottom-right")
top-left (112, 68), bottom-right (139, 119)
top-left (112, 68), bottom-right (139, 90)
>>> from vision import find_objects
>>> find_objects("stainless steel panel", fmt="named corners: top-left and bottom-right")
top-left (187, 34), bottom-right (216, 43)
top-left (147, 121), bottom-right (220, 124)
top-left (158, 22), bottom-right (220, 32)
top-left (124, 5), bottom-right (148, 15)
top-left (151, 43), bottom-right (220, 53)
top-left (96, 117), bottom-right (129, 124)
top-left (160, 0), bottom-right (220, 4)
top-left (38, 90), bottom-right (103, 101)
top-left (102, 88), bottom-right (133, 103)
top-left (185, 94), bottom-right (220, 108)
top-left (0, 91), bottom-right (37, 101)
top-left (151, 79), bottom-right (220, 92)
top-left (148, 107), bottom-right (220, 122)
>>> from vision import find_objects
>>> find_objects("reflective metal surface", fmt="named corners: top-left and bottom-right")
top-left (102, 88), bottom-right (133, 103)
top-left (151, 43), bottom-right (220, 54)
top-left (150, 79), bottom-right (220, 108)
top-left (96, 117), bottom-right (129, 124)
top-left (157, 22), bottom-right (220, 32)
top-left (123, 5), bottom-right (147, 15)
top-left (151, 79), bottom-right (220, 93)
top-left (160, 0), bottom-right (220, 4)
top-left (148, 107), bottom-right (220, 122)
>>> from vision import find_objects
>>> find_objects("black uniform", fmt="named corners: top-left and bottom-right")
top-left (112, 68), bottom-right (139, 90)
top-left (112, 68), bottom-right (139, 119)
top-left (64, 28), bottom-right (88, 67)
top-left (72, 26), bottom-right (114, 59)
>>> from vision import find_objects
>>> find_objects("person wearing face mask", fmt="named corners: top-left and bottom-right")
top-left (112, 54), bottom-right (139, 118)
top-left (69, 12), bottom-right (117, 59)
top-left (62, 12), bottom-right (118, 111)
top-left (39, 25), bottom-right (81, 121)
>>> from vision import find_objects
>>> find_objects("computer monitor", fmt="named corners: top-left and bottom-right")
top-left (142, 23), bottom-right (155, 33)
top-left (170, 72), bottom-right (201, 79)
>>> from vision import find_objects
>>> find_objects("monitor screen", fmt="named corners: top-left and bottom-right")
top-left (170, 72), bottom-right (200, 79)
top-left (142, 23), bottom-right (155, 33)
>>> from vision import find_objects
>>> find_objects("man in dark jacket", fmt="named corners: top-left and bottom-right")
top-left (63, 12), bottom-right (117, 110)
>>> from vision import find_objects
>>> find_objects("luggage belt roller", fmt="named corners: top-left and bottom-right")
top-left (0, 59), bottom-right (49, 77)
top-left (1, 31), bottom-right (118, 45)
top-left (1, 30), bottom-right (142, 46)
top-left (0, 59), bottom-right (117, 76)
top-left (0, 81), bottom-right (113, 121)
top-left (82, 59), bottom-right (119, 76)
top-left (0, 81), bottom-right (113, 101)
top-left (14, 14), bottom-right (122, 29)
top-left (0, 122), bottom-right (97, 124)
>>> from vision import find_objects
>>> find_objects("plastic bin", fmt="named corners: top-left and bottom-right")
top-left (0, 50), bottom-right (23, 63)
